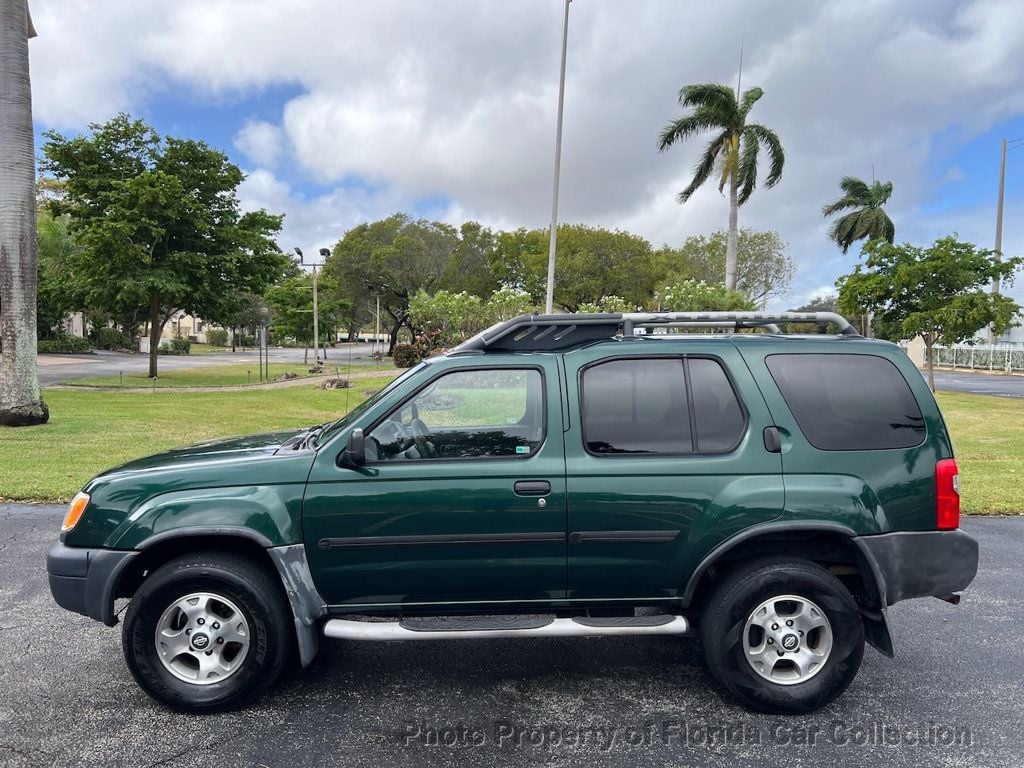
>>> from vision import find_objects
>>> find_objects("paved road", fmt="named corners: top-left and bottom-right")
top-left (0, 508), bottom-right (1020, 767)
top-left (931, 370), bottom-right (1024, 398)
top-left (33, 345), bottom-right (378, 386)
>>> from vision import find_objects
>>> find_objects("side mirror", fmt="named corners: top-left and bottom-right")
top-left (340, 428), bottom-right (365, 468)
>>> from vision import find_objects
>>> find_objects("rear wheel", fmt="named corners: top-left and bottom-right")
top-left (122, 552), bottom-right (292, 713)
top-left (699, 557), bottom-right (864, 714)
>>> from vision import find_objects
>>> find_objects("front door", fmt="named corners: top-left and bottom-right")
top-left (303, 361), bottom-right (567, 608)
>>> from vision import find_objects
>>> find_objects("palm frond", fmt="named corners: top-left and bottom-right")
top-left (744, 124), bottom-right (784, 187)
top-left (678, 83), bottom-right (737, 116)
top-left (838, 175), bottom-right (871, 201)
top-left (872, 180), bottom-right (894, 206)
top-left (657, 114), bottom-right (718, 151)
top-left (738, 87), bottom-right (764, 119)
top-left (829, 211), bottom-right (861, 253)
top-left (678, 132), bottom-right (728, 203)
top-left (737, 131), bottom-right (759, 205)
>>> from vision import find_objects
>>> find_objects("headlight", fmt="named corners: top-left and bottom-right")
top-left (61, 492), bottom-right (90, 532)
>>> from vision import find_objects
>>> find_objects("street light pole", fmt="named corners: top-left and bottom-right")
top-left (544, 0), bottom-right (571, 315)
top-left (294, 247), bottom-right (330, 367)
top-left (989, 137), bottom-right (1023, 343)
top-left (311, 263), bottom-right (320, 366)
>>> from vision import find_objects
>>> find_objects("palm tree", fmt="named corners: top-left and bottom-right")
top-left (0, 0), bottom-right (48, 426)
top-left (821, 176), bottom-right (895, 253)
top-left (659, 83), bottom-right (784, 291)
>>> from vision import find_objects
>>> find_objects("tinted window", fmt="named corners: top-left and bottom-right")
top-left (368, 368), bottom-right (543, 461)
top-left (766, 354), bottom-right (925, 451)
top-left (582, 359), bottom-right (691, 454)
top-left (689, 358), bottom-right (745, 451)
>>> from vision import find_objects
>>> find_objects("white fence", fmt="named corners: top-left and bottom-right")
top-left (932, 345), bottom-right (1024, 373)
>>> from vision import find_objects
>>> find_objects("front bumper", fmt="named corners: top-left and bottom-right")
top-left (47, 543), bottom-right (139, 626)
top-left (855, 529), bottom-right (979, 607)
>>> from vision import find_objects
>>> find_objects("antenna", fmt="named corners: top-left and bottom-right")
top-left (736, 38), bottom-right (744, 96)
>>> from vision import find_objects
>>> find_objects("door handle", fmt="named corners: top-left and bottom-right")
top-left (514, 480), bottom-right (551, 497)
top-left (763, 426), bottom-right (782, 453)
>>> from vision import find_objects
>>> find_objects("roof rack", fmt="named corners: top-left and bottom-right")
top-left (452, 311), bottom-right (859, 353)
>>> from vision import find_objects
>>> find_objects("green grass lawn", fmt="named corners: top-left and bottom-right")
top-left (64, 360), bottom-right (396, 388)
top-left (0, 387), bottom-right (1020, 511)
top-left (935, 392), bottom-right (1023, 514)
top-left (0, 377), bottom-right (395, 501)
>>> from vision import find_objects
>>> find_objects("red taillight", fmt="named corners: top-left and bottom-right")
top-left (936, 459), bottom-right (960, 530)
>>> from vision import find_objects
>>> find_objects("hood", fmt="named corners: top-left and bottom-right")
top-left (99, 429), bottom-right (308, 476)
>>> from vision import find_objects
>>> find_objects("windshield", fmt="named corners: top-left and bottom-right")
top-left (315, 362), bottom-right (427, 447)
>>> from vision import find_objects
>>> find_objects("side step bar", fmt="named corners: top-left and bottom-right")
top-left (323, 614), bottom-right (690, 641)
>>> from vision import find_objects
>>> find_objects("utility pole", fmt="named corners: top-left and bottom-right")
top-left (544, 0), bottom-right (571, 315)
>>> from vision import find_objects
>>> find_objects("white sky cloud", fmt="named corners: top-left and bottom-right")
top-left (27, 0), bottom-right (1024, 306)
top-left (233, 120), bottom-right (285, 169)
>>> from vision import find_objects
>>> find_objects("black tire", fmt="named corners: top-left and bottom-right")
top-left (699, 557), bottom-right (864, 714)
top-left (122, 552), bottom-right (293, 713)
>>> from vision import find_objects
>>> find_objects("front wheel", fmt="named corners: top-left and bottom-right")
top-left (122, 552), bottom-right (293, 713)
top-left (699, 557), bottom-right (865, 714)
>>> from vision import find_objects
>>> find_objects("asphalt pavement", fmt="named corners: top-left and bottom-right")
top-left (0, 507), bottom-right (1020, 767)
top-left (931, 370), bottom-right (1024, 398)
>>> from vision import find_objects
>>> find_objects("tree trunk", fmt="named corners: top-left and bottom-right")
top-left (303, 344), bottom-right (308, 365)
top-left (725, 175), bottom-right (739, 292)
top-left (0, 2), bottom-right (47, 426)
top-left (147, 294), bottom-right (162, 378)
top-left (387, 323), bottom-right (401, 357)
top-left (230, 325), bottom-right (236, 352)
top-left (925, 335), bottom-right (935, 392)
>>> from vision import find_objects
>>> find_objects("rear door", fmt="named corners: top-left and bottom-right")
top-left (562, 341), bottom-right (784, 600)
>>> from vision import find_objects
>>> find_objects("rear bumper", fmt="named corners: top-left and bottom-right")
top-left (854, 529), bottom-right (979, 607)
top-left (46, 543), bottom-right (139, 626)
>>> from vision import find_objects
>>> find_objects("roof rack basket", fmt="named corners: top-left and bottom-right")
top-left (453, 311), bottom-right (859, 353)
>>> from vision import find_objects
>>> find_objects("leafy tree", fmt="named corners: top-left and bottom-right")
top-left (442, 222), bottom-right (500, 297)
top-left (408, 290), bottom-right (485, 346)
top-left (493, 224), bottom-right (662, 312)
top-left (659, 278), bottom-right (755, 313)
top-left (658, 83), bottom-right (784, 291)
top-left (0, 2), bottom-right (47, 425)
top-left (578, 296), bottom-right (635, 313)
top-left (326, 214), bottom-right (460, 354)
top-left (822, 175), bottom-right (895, 253)
top-left (41, 114), bottom-right (289, 378)
top-left (485, 287), bottom-right (534, 321)
top-left (838, 237), bottom-right (1022, 390)
top-left (673, 229), bottom-right (794, 306)
top-left (36, 210), bottom-right (78, 339)
top-left (265, 274), bottom-right (349, 364)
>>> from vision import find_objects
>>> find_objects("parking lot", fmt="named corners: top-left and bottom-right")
top-left (1, 506), bottom-right (1021, 767)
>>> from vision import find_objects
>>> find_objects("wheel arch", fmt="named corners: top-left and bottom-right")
top-left (682, 521), bottom-right (894, 657)
top-left (115, 528), bottom-right (326, 667)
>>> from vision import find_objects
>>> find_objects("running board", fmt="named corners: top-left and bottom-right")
top-left (323, 614), bottom-right (690, 641)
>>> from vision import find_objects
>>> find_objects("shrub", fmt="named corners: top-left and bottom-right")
top-left (392, 343), bottom-right (423, 368)
top-left (205, 328), bottom-right (228, 347)
top-left (93, 327), bottom-right (131, 351)
top-left (38, 335), bottom-right (92, 354)
top-left (157, 338), bottom-right (191, 355)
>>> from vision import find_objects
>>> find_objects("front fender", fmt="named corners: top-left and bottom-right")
top-left (105, 484), bottom-right (305, 549)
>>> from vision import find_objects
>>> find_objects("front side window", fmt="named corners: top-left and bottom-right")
top-left (765, 353), bottom-right (925, 451)
top-left (367, 368), bottom-right (544, 461)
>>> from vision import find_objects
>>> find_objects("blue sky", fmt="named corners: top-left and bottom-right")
top-left (27, 0), bottom-right (1024, 308)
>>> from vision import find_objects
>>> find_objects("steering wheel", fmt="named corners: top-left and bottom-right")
top-left (409, 418), bottom-right (436, 458)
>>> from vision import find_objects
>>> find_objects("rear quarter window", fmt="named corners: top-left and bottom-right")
top-left (765, 353), bottom-right (925, 451)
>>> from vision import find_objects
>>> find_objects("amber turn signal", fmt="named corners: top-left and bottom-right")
top-left (61, 492), bottom-right (90, 532)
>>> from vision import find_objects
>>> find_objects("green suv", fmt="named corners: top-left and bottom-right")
top-left (46, 312), bottom-right (979, 714)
